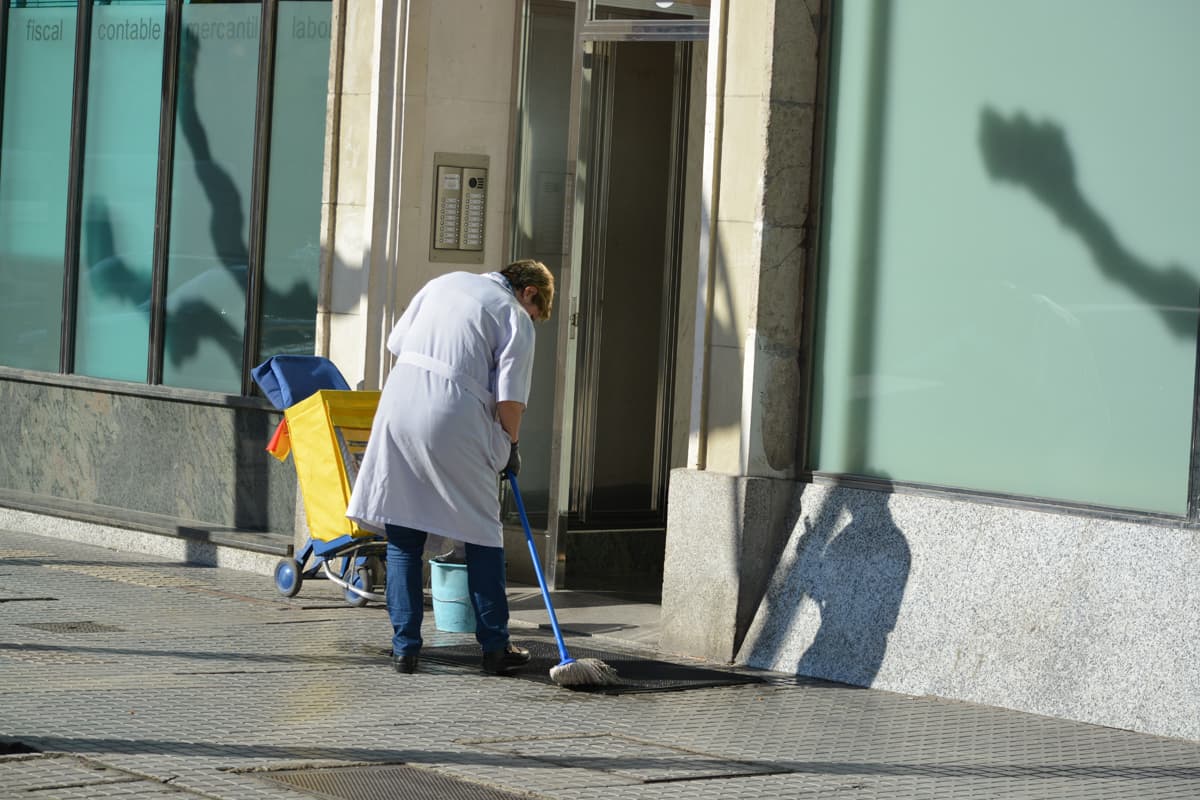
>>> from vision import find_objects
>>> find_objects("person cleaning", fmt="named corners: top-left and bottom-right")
top-left (346, 260), bottom-right (554, 675)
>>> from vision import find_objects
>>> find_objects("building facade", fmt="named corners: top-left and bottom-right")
top-left (2, 0), bottom-right (1198, 742)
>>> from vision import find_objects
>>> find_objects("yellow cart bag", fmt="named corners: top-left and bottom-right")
top-left (283, 389), bottom-right (381, 542)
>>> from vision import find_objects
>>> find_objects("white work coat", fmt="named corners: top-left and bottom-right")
top-left (345, 271), bottom-right (535, 549)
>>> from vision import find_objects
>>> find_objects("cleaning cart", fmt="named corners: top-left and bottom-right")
top-left (253, 356), bottom-right (387, 606)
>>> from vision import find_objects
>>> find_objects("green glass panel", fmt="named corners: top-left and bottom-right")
top-left (810, 1), bottom-right (1200, 514)
top-left (256, 1), bottom-right (331, 363)
top-left (74, 2), bottom-right (165, 382)
top-left (162, 2), bottom-right (260, 392)
top-left (0, 4), bottom-right (76, 371)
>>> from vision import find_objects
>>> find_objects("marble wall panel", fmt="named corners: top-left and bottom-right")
top-left (0, 380), bottom-right (295, 532)
top-left (738, 480), bottom-right (1200, 742)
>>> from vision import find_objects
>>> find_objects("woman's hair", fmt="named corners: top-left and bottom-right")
top-left (501, 259), bottom-right (555, 321)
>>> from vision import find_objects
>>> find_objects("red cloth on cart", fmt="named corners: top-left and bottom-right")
top-left (266, 419), bottom-right (291, 461)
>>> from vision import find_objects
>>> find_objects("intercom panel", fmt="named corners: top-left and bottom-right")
top-left (430, 152), bottom-right (489, 264)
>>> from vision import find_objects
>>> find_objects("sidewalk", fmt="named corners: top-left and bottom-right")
top-left (3, 527), bottom-right (1200, 799)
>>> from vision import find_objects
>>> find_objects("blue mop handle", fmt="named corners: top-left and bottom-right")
top-left (507, 471), bottom-right (574, 665)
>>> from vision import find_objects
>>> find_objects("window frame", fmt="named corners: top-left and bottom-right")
top-left (0, 0), bottom-right (327, 401)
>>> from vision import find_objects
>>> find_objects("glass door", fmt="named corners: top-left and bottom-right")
top-left (570, 37), bottom-right (689, 527)
top-left (551, 34), bottom-right (694, 593)
top-left (508, 0), bottom-right (703, 591)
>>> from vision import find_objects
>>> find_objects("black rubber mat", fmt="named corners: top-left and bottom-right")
top-left (422, 638), bottom-right (762, 694)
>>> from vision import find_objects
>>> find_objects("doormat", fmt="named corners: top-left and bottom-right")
top-left (421, 638), bottom-right (762, 694)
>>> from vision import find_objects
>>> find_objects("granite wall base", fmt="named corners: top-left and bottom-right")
top-left (736, 480), bottom-right (1200, 742)
top-left (661, 469), bottom-right (799, 661)
top-left (0, 379), bottom-right (296, 535)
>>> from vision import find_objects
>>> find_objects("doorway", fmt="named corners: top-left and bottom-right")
top-left (505, 2), bottom-right (705, 603)
top-left (559, 38), bottom-right (691, 593)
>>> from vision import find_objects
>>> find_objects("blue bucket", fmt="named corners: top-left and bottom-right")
top-left (430, 561), bottom-right (475, 632)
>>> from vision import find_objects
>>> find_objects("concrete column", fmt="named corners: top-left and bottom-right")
top-left (704, 0), bottom-right (820, 479)
top-left (662, 0), bottom-right (823, 661)
top-left (321, 0), bottom-right (390, 389)
top-left (661, 469), bottom-right (799, 661)
top-left (323, 0), bottom-right (519, 391)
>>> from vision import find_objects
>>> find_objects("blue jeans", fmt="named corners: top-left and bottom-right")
top-left (384, 524), bottom-right (511, 657)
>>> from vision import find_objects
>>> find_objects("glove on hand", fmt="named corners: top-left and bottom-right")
top-left (502, 440), bottom-right (520, 480)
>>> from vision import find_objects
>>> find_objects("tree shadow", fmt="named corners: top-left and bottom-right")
top-left (82, 201), bottom-right (152, 306)
top-left (79, 27), bottom-right (319, 374)
top-left (176, 28), bottom-right (249, 274)
top-left (163, 26), bottom-right (252, 369)
top-left (978, 107), bottom-right (1199, 338)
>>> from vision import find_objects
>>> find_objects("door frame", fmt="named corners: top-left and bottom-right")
top-left (568, 37), bottom-right (691, 525)
top-left (539, 4), bottom-right (707, 588)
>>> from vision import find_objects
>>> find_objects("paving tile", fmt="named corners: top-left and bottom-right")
top-left (2, 528), bottom-right (1199, 799)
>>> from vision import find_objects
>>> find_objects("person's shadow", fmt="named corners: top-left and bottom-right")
top-left (746, 481), bottom-right (910, 687)
top-left (978, 107), bottom-right (1199, 338)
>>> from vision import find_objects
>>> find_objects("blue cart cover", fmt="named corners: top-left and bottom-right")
top-left (252, 355), bottom-right (350, 410)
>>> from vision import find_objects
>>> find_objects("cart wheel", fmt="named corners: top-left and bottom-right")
top-left (344, 567), bottom-right (370, 607)
top-left (274, 559), bottom-right (302, 598)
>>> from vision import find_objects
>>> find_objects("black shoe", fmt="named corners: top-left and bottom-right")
top-left (392, 653), bottom-right (419, 674)
top-left (481, 643), bottom-right (530, 675)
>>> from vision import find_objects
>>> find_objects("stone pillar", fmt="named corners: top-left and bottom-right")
top-left (320, 0), bottom-right (388, 390)
top-left (323, 0), bottom-right (518, 392)
top-left (661, 469), bottom-right (799, 661)
top-left (662, 0), bottom-right (823, 661)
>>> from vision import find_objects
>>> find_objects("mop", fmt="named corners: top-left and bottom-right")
top-left (506, 471), bottom-right (620, 687)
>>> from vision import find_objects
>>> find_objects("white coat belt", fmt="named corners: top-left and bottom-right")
top-left (394, 352), bottom-right (494, 410)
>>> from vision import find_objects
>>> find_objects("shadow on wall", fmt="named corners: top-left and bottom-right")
top-left (978, 107), bottom-right (1200, 338)
top-left (744, 481), bottom-right (910, 687)
top-left (81, 29), bottom-right (319, 373)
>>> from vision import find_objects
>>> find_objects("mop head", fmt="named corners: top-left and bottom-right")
top-left (550, 657), bottom-right (621, 687)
